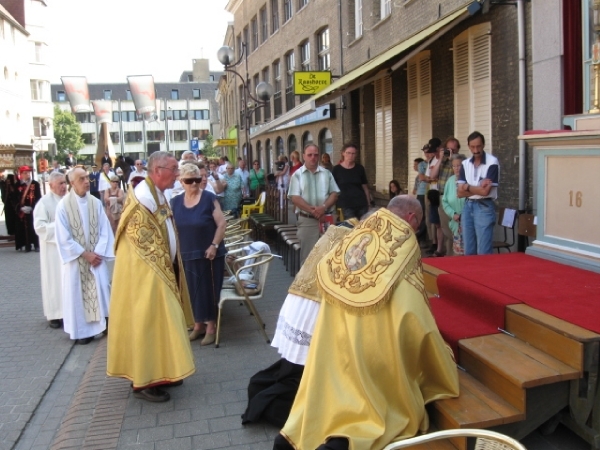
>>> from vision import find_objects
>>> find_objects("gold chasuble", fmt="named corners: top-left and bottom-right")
top-left (281, 208), bottom-right (459, 450)
top-left (107, 184), bottom-right (195, 388)
top-left (288, 218), bottom-right (359, 302)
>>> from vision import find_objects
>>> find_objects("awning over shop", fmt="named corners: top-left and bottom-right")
top-left (250, 100), bottom-right (315, 139)
top-left (249, 6), bottom-right (469, 139)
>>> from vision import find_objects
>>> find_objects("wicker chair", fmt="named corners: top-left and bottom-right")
top-left (381, 429), bottom-right (527, 450)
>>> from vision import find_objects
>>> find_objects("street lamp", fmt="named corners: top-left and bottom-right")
top-left (217, 43), bottom-right (273, 163)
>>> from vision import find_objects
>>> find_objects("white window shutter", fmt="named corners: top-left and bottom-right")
top-left (407, 51), bottom-right (432, 183)
top-left (375, 78), bottom-right (385, 192)
top-left (383, 75), bottom-right (393, 190)
top-left (375, 76), bottom-right (393, 192)
top-left (453, 23), bottom-right (492, 151)
top-left (418, 56), bottom-right (432, 155)
top-left (408, 60), bottom-right (420, 178)
top-left (471, 27), bottom-right (492, 152)
top-left (453, 35), bottom-right (470, 144)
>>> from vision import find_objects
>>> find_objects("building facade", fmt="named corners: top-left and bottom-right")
top-left (1, 0), bottom-right (54, 170)
top-left (219, 0), bottom-right (344, 173)
top-left (51, 60), bottom-right (222, 164)
top-left (218, 0), bottom-right (597, 212)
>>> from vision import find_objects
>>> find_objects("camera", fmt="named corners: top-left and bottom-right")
top-left (443, 149), bottom-right (451, 157)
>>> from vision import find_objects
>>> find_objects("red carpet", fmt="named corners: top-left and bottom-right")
top-left (425, 253), bottom-right (600, 354)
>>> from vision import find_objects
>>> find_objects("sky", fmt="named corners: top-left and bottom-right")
top-left (48, 0), bottom-right (233, 84)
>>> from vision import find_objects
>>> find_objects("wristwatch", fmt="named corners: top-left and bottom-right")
top-left (211, 243), bottom-right (218, 248)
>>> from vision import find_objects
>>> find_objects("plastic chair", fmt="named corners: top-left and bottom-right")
top-left (381, 429), bottom-right (527, 450)
top-left (241, 191), bottom-right (266, 217)
top-left (216, 252), bottom-right (275, 348)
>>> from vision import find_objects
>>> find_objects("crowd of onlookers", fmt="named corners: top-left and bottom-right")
top-left (2, 128), bottom-right (497, 260)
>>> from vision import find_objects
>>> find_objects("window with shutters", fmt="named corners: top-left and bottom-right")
top-left (453, 23), bottom-right (492, 151)
top-left (374, 76), bottom-right (393, 192)
top-left (355, 0), bottom-right (363, 38)
top-left (407, 51), bottom-right (432, 184)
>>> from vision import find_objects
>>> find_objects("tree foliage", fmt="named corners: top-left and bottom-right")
top-left (201, 134), bottom-right (219, 158)
top-left (53, 105), bottom-right (85, 162)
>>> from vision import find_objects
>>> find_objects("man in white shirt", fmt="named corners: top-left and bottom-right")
top-left (128, 159), bottom-right (147, 183)
top-left (288, 144), bottom-right (340, 265)
top-left (218, 156), bottom-right (229, 175)
top-left (457, 131), bottom-right (499, 255)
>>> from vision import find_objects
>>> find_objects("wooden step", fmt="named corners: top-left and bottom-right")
top-left (458, 333), bottom-right (581, 411)
top-left (506, 304), bottom-right (600, 372)
top-left (422, 263), bottom-right (446, 295)
top-left (430, 370), bottom-right (523, 431)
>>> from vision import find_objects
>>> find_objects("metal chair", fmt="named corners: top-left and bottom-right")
top-left (382, 429), bottom-right (527, 450)
top-left (493, 207), bottom-right (517, 253)
top-left (215, 252), bottom-right (275, 348)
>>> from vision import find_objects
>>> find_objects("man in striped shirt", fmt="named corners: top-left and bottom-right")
top-left (288, 144), bottom-right (340, 265)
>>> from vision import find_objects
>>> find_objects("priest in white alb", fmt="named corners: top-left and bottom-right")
top-left (55, 167), bottom-right (114, 345)
top-left (33, 172), bottom-right (68, 329)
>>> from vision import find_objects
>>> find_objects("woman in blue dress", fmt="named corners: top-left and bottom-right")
top-left (171, 163), bottom-right (227, 346)
top-left (221, 163), bottom-right (243, 217)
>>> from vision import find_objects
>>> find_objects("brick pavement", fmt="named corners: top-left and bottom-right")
top-left (0, 211), bottom-right (590, 450)
top-left (0, 220), bottom-right (77, 450)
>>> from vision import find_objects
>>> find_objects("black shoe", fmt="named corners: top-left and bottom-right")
top-left (24, 247), bottom-right (31, 253)
top-left (77, 337), bottom-right (94, 345)
top-left (49, 319), bottom-right (61, 329)
top-left (133, 387), bottom-right (170, 402)
top-left (163, 380), bottom-right (183, 388)
top-left (34, 247), bottom-right (39, 252)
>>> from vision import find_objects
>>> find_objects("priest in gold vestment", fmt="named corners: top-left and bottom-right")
top-left (274, 196), bottom-right (459, 450)
top-left (243, 218), bottom-right (359, 427)
top-left (107, 152), bottom-right (195, 403)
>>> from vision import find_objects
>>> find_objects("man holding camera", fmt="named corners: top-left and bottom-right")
top-left (428, 137), bottom-right (461, 256)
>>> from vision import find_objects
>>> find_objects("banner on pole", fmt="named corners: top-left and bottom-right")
top-left (127, 75), bottom-right (157, 116)
top-left (92, 100), bottom-right (113, 124)
top-left (61, 76), bottom-right (92, 113)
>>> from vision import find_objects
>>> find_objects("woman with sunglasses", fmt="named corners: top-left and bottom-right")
top-left (170, 163), bottom-right (227, 346)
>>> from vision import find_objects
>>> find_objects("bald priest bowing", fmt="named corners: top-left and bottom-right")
top-left (274, 196), bottom-right (459, 450)
top-left (55, 167), bottom-right (114, 344)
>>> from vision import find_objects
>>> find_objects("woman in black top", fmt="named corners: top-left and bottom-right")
top-left (331, 144), bottom-right (371, 220)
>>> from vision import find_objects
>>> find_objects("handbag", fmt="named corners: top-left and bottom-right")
top-left (109, 196), bottom-right (123, 219)
top-left (453, 224), bottom-right (464, 256)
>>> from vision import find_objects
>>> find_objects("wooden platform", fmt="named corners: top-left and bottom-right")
top-left (422, 262), bottom-right (600, 450)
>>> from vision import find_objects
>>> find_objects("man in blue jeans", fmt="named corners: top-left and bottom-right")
top-left (457, 131), bottom-right (499, 255)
